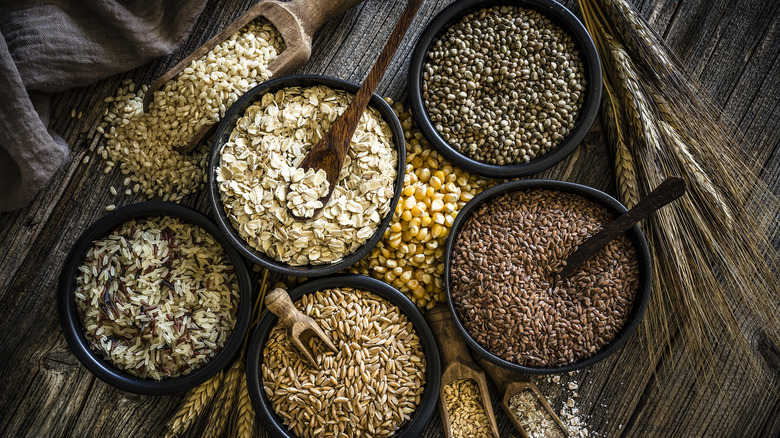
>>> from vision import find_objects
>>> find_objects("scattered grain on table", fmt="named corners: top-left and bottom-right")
top-left (98, 18), bottom-right (285, 202)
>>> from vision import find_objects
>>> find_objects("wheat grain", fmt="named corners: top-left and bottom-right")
top-left (601, 79), bottom-right (639, 208)
top-left (165, 371), bottom-right (223, 438)
top-left (236, 366), bottom-right (255, 438)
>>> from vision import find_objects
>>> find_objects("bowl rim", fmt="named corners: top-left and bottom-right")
top-left (245, 274), bottom-right (441, 438)
top-left (57, 201), bottom-right (253, 394)
top-left (444, 180), bottom-right (652, 374)
top-left (408, 0), bottom-right (603, 178)
top-left (208, 74), bottom-right (406, 277)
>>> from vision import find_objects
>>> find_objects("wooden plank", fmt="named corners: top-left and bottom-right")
top-left (0, 0), bottom-right (778, 437)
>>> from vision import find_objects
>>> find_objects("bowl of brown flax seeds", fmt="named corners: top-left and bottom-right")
top-left (408, 0), bottom-right (602, 178)
top-left (444, 180), bottom-right (651, 374)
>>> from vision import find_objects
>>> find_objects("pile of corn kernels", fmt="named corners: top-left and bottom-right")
top-left (350, 101), bottom-right (498, 309)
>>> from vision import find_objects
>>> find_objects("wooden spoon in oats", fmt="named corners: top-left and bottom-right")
top-left (288, 0), bottom-right (423, 220)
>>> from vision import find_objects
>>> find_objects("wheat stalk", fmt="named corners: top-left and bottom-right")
top-left (165, 371), bottom-right (224, 438)
top-left (601, 78), bottom-right (640, 209)
top-left (578, 0), bottom-right (780, 388)
top-left (203, 359), bottom-right (243, 438)
top-left (236, 361), bottom-right (255, 438)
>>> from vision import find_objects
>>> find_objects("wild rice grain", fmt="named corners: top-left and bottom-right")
top-left (75, 216), bottom-right (240, 380)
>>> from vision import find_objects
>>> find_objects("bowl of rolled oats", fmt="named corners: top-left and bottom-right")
top-left (57, 202), bottom-right (252, 394)
top-left (209, 75), bottom-right (406, 276)
top-left (246, 274), bottom-right (441, 438)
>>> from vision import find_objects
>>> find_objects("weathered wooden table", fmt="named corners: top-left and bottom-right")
top-left (1, 0), bottom-right (778, 436)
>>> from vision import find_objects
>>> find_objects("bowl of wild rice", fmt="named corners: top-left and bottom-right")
top-left (208, 75), bottom-right (405, 278)
top-left (58, 202), bottom-right (252, 394)
top-left (444, 180), bottom-right (651, 374)
top-left (408, 0), bottom-right (602, 178)
top-left (246, 274), bottom-right (441, 438)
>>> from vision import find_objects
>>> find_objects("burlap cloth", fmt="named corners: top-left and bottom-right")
top-left (0, 0), bottom-right (207, 211)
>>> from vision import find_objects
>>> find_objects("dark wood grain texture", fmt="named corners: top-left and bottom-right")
top-left (1, 0), bottom-right (778, 437)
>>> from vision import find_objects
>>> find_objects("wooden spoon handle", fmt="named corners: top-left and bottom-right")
top-left (558, 176), bottom-right (686, 279)
top-left (427, 305), bottom-right (477, 369)
top-left (265, 288), bottom-right (299, 327)
top-left (284, 0), bottom-right (365, 38)
top-left (328, 0), bottom-right (423, 161)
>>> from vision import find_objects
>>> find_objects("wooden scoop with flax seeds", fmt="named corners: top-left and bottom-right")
top-left (142, 0), bottom-right (365, 153)
top-left (265, 288), bottom-right (337, 368)
top-left (426, 305), bottom-right (501, 438)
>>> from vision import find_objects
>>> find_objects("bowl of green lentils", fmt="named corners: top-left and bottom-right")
top-left (409, 0), bottom-right (602, 178)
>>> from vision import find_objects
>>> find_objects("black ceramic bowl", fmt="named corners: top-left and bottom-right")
top-left (208, 74), bottom-right (406, 277)
top-left (444, 180), bottom-right (652, 374)
top-left (246, 274), bottom-right (441, 438)
top-left (409, 0), bottom-right (602, 178)
top-left (57, 202), bottom-right (252, 394)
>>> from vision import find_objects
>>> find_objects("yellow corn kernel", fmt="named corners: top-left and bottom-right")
top-left (410, 204), bottom-right (424, 217)
top-left (413, 287), bottom-right (426, 300)
top-left (390, 222), bottom-right (402, 233)
top-left (445, 173), bottom-right (457, 183)
top-left (403, 185), bottom-right (415, 197)
top-left (389, 237), bottom-right (402, 248)
top-left (414, 186), bottom-right (426, 200)
top-left (411, 156), bottom-right (423, 168)
top-left (435, 248), bottom-right (445, 259)
top-left (430, 199), bottom-right (444, 212)
top-left (425, 187), bottom-right (436, 198)
top-left (400, 270), bottom-right (413, 282)
top-left (443, 193), bottom-right (459, 204)
top-left (431, 224), bottom-right (444, 238)
top-left (408, 225), bottom-right (419, 236)
top-left (461, 191), bottom-right (475, 202)
top-left (374, 266), bottom-right (388, 274)
top-left (457, 176), bottom-right (469, 186)
top-left (418, 168), bottom-right (431, 182)
top-left (386, 259), bottom-right (398, 269)
top-left (420, 215), bottom-right (432, 227)
top-left (409, 217), bottom-right (422, 228)
top-left (442, 164), bottom-right (453, 175)
top-left (403, 196), bottom-right (416, 209)
top-left (384, 270), bottom-right (396, 282)
top-left (401, 210), bottom-right (413, 222)
top-left (444, 182), bottom-right (460, 194)
top-left (444, 202), bottom-right (455, 213)
top-left (432, 212), bottom-right (445, 225)
top-left (416, 227), bottom-right (429, 241)
top-left (407, 243), bottom-right (418, 254)
top-left (429, 176), bottom-right (442, 190)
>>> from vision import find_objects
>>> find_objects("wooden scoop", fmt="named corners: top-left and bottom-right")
top-left (557, 176), bottom-right (686, 280)
top-left (288, 0), bottom-right (423, 220)
top-left (475, 357), bottom-right (569, 438)
top-left (142, 0), bottom-right (365, 152)
top-left (426, 305), bottom-right (500, 438)
top-left (265, 288), bottom-right (337, 368)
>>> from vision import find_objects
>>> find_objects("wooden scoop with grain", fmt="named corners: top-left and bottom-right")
top-left (426, 305), bottom-right (501, 438)
top-left (265, 288), bottom-right (338, 368)
top-left (475, 357), bottom-right (569, 438)
top-left (143, 0), bottom-right (364, 152)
